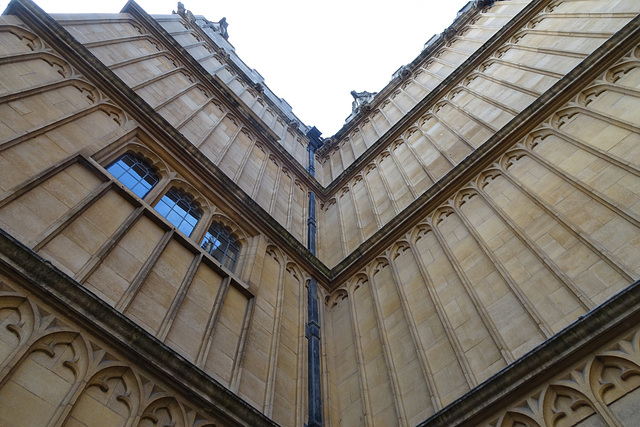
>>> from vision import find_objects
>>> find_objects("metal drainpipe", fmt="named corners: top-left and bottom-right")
top-left (305, 126), bottom-right (322, 427)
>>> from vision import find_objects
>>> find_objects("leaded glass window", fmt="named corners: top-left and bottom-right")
top-left (201, 221), bottom-right (239, 271)
top-left (106, 153), bottom-right (159, 198)
top-left (155, 188), bottom-right (202, 236)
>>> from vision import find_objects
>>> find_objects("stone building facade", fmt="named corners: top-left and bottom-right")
top-left (0, 0), bottom-right (640, 425)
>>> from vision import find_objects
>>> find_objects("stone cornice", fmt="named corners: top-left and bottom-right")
top-left (316, 0), bottom-right (498, 157)
top-left (168, 6), bottom-right (313, 146)
top-left (320, 0), bottom-right (549, 196)
top-left (120, 0), bottom-right (324, 195)
top-left (0, 227), bottom-right (278, 427)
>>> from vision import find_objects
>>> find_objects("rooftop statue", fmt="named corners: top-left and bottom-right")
top-left (350, 90), bottom-right (377, 113)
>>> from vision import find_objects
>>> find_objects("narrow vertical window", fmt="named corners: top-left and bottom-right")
top-left (201, 221), bottom-right (240, 271)
top-left (155, 188), bottom-right (202, 236)
top-left (106, 153), bottom-right (159, 198)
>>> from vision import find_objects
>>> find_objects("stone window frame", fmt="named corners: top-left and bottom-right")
top-left (201, 220), bottom-right (241, 272)
top-left (105, 152), bottom-right (160, 199)
top-left (154, 186), bottom-right (203, 237)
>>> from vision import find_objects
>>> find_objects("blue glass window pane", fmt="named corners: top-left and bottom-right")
top-left (201, 221), bottom-right (240, 272)
top-left (154, 188), bottom-right (202, 237)
top-left (106, 153), bottom-right (159, 198)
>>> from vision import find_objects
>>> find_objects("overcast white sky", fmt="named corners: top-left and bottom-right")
top-left (2, 0), bottom-right (471, 136)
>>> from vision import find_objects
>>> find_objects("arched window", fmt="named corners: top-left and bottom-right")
top-left (106, 153), bottom-right (159, 198)
top-left (201, 221), bottom-right (240, 271)
top-left (154, 188), bottom-right (202, 236)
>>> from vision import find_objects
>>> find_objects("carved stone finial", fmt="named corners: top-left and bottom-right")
top-left (394, 65), bottom-right (411, 81)
top-left (176, 2), bottom-right (185, 14)
top-left (202, 17), bottom-right (229, 40)
top-left (442, 27), bottom-right (457, 41)
top-left (350, 90), bottom-right (377, 114)
top-left (474, 0), bottom-right (495, 10)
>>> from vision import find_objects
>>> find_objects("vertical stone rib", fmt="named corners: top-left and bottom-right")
top-left (362, 171), bottom-right (383, 229)
top-left (128, 67), bottom-right (187, 91)
top-left (400, 136), bottom-right (438, 184)
top-left (31, 181), bottom-right (112, 251)
top-left (233, 136), bottom-right (257, 181)
top-left (389, 148), bottom-right (419, 199)
top-left (545, 126), bottom-right (640, 178)
top-left (152, 82), bottom-right (198, 110)
top-left (195, 111), bottom-right (228, 148)
top-left (347, 284), bottom-right (374, 427)
top-left (157, 252), bottom-right (203, 341)
top-left (115, 229), bottom-right (173, 312)
top-left (229, 295), bottom-right (255, 393)
top-left (294, 275), bottom-right (306, 426)
top-left (499, 164), bottom-right (636, 281)
top-left (250, 152), bottom-right (269, 199)
top-left (429, 215), bottom-right (515, 364)
top-left (474, 181), bottom-right (594, 311)
top-left (430, 108), bottom-right (476, 151)
top-left (215, 126), bottom-right (244, 164)
top-left (518, 146), bottom-right (640, 229)
top-left (263, 258), bottom-right (286, 417)
top-left (0, 104), bottom-right (117, 153)
top-left (267, 166), bottom-right (282, 216)
top-left (335, 195), bottom-right (348, 257)
top-left (175, 96), bottom-right (216, 130)
top-left (388, 251), bottom-right (443, 411)
top-left (483, 57), bottom-right (564, 79)
top-left (368, 263), bottom-right (409, 426)
top-left (75, 206), bottom-right (145, 283)
top-left (416, 125), bottom-right (458, 168)
top-left (452, 196), bottom-right (553, 338)
top-left (408, 237), bottom-right (477, 389)
top-left (0, 155), bottom-right (78, 208)
top-left (375, 158), bottom-right (400, 214)
top-left (348, 182), bottom-right (366, 242)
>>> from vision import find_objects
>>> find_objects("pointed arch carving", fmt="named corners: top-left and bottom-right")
top-left (454, 187), bottom-right (479, 208)
top-left (347, 273), bottom-right (368, 294)
top-left (0, 294), bottom-right (35, 367)
top-left (605, 60), bottom-right (640, 84)
top-left (477, 168), bottom-right (502, 189)
top-left (499, 149), bottom-right (528, 171)
top-left (265, 244), bottom-right (284, 265)
top-left (432, 206), bottom-right (455, 225)
top-left (542, 383), bottom-right (596, 427)
top-left (207, 213), bottom-right (249, 246)
top-left (326, 287), bottom-right (348, 309)
top-left (388, 240), bottom-right (411, 261)
top-left (139, 396), bottom-right (187, 427)
top-left (101, 140), bottom-right (172, 181)
top-left (549, 107), bottom-right (580, 129)
top-left (97, 103), bottom-right (129, 126)
top-left (0, 24), bottom-right (45, 52)
top-left (65, 365), bottom-right (141, 426)
top-left (285, 261), bottom-right (303, 284)
top-left (591, 354), bottom-right (640, 405)
top-left (162, 178), bottom-right (212, 214)
top-left (368, 256), bottom-right (390, 278)
top-left (523, 129), bottom-right (554, 151)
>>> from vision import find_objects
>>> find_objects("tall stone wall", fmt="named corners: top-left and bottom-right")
top-left (321, 1), bottom-right (640, 424)
top-left (0, 9), bottom-right (315, 425)
top-left (2, 0), bottom-right (640, 426)
top-left (316, 0), bottom-right (640, 267)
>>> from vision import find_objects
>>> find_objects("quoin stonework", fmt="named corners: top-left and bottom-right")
top-left (1, 0), bottom-right (640, 426)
